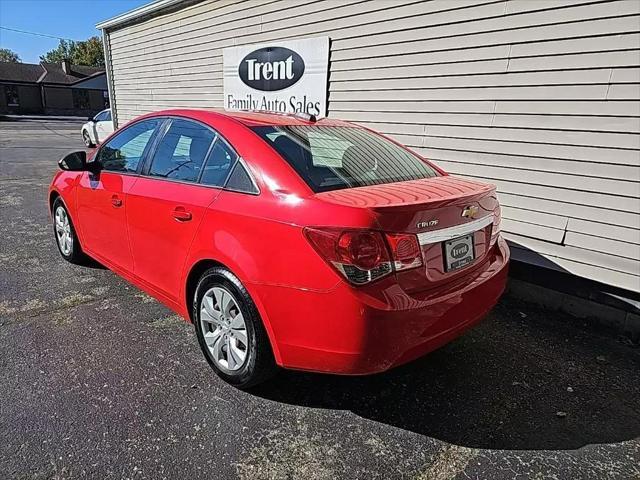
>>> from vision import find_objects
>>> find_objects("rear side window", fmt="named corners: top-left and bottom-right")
top-left (148, 119), bottom-right (215, 182)
top-left (251, 125), bottom-right (439, 192)
top-left (225, 162), bottom-right (258, 194)
top-left (199, 139), bottom-right (238, 187)
top-left (97, 119), bottom-right (160, 173)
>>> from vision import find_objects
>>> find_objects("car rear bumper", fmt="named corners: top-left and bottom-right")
top-left (255, 236), bottom-right (509, 375)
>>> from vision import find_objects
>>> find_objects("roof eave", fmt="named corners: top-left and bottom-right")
top-left (69, 71), bottom-right (107, 86)
top-left (96, 0), bottom-right (187, 30)
top-left (36, 64), bottom-right (48, 83)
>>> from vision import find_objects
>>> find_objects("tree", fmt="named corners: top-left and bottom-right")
top-left (73, 37), bottom-right (104, 67)
top-left (40, 36), bottom-right (104, 67)
top-left (40, 39), bottom-right (74, 64)
top-left (0, 48), bottom-right (21, 63)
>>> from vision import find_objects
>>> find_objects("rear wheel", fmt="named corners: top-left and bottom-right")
top-left (82, 129), bottom-right (94, 147)
top-left (52, 198), bottom-right (88, 265)
top-left (193, 267), bottom-right (276, 388)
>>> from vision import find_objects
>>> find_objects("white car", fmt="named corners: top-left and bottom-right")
top-left (81, 108), bottom-right (114, 147)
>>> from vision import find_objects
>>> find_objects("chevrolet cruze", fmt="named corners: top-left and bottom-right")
top-left (49, 109), bottom-right (509, 388)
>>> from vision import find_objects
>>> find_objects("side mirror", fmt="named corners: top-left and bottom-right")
top-left (58, 151), bottom-right (88, 171)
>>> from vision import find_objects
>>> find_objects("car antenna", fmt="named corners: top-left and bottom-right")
top-left (294, 112), bottom-right (317, 123)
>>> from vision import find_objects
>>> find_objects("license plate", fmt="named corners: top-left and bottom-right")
top-left (443, 234), bottom-right (475, 272)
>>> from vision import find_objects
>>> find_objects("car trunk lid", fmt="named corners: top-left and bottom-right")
top-left (316, 175), bottom-right (500, 292)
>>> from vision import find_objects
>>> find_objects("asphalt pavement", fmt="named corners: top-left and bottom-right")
top-left (1, 119), bottom-right (639, 480)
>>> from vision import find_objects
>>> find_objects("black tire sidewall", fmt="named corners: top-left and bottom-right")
top-left (52, 198), bottom-right (83, 263)
top-left (82, 130), bottom-right (94, 147)
top-left (193, 267), bottom-right (271, 388)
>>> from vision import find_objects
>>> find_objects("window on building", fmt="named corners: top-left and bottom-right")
top-left (5, 86), bottom-right (19, 107)
top-left (72, 89), bottom-right (90, 109)
top-left (148, 119), bottom-right (216, 182)
top-left (96, 119), bottom-right (160, 173)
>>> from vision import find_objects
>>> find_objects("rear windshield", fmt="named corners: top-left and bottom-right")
top-left (251, 125), bottom-right (439, 193)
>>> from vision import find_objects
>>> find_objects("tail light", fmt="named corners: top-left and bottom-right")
top-left (384, 233), bottom-right (423, 271)
top-left (304, 227), bottom-right (423, 285)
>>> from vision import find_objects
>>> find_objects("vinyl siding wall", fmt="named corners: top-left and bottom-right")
top-left (103, 0), bottom-right (640, 292)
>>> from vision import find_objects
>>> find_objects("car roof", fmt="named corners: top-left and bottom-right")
top-left (142, 108), bottom-right (354, 128)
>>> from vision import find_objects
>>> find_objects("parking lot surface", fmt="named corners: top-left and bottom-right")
top-left (1, 119), bottom-right (639, 480)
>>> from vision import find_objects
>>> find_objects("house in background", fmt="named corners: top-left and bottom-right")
top-left (0, 60), bottom-right (108, 116)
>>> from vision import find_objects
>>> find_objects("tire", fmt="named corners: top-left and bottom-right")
top-left (52, 198), bottom-right (88, 265)
top-left (82, 129), bottom-right (95, 147)
top-left (193, 267), bottom-right (276, 388)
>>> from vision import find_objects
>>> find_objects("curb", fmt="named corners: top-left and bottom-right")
top-left (0, 115), bottom-right (86, 122)
top-left (507, 266), bottom-right (639, 343)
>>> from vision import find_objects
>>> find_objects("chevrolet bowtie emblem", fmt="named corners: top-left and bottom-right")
top-left (461, 205), bottom-right (479, 219)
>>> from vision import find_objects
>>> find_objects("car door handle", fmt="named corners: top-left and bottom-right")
top-left (172, 207), bottom-right (192, 222)
top-left (111, 195), bottom-right (123, 207)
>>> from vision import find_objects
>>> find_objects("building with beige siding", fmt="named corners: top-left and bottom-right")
top-left (98, 0), bottom-right (640, 296)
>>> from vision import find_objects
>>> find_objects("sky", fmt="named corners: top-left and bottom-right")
top-left (0, 0), bottom-right (151, 63)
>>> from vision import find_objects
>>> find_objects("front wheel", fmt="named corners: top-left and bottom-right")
top-left (193, 267), bottom-right (276, 388)
top-left (52, 198), bottom-right (88, 265)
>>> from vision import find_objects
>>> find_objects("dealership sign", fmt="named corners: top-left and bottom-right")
top-left (223, 36), bottom-right (329, 117)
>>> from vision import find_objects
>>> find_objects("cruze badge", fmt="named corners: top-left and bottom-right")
top-left (461, 205), bottom-right (479, 219)
top-left (416, 219), bottom-right (439, 229)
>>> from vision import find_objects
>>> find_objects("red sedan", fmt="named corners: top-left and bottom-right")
top-left (49, 109), bottom-right (509, 388)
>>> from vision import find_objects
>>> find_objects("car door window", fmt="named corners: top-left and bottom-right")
top-left (104, 110), bottom-right (112, 122)
top-left (200, 138), bottom-right (238, 187)
top-left (94, 111), bottom-right (107, 122)
top-left (148, 119), bottom-right (216, 182)
top-left (97, 119), bottom-right (160, 173)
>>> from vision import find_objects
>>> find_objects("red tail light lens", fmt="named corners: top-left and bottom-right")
top-left (305, 228), bottom-right (392, 284)
top-left (337, 231), bottom-right (384, 270)
top-left (304, 227), bottom-right (423, 285)
top-left (385, 233), bottom-right (423, 271)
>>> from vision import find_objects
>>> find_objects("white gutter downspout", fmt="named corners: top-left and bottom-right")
top-left (100, 28), bottom-right (118, 128)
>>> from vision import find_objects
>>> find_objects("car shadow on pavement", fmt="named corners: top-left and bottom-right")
top-left (82, 257), bottom-right (108, 270)
top-left (252, 296), bottom-right (640, 451)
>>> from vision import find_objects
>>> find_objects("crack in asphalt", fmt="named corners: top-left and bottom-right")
top-left (0, 177), bottom-right (45, 182)
top-left (37, 122), bottom-right (80, 139)
top-left (0, 292), bottom-right (134, 323)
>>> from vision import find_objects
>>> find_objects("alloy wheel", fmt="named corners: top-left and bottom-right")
top-left (82, 131), bottom-right (91, 147)
top-left (54, 206), bottom-right (73, 256)
top-left (200, 286), bottom-right (248, 372)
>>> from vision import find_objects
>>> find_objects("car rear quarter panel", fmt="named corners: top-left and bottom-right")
top-left (180, 186), bottom-right (379, 367)
top-left (182, 182), bottom-right (389, 287)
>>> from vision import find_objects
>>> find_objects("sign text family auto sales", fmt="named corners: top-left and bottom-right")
top-left (223, 37), bottom-right (329, 117)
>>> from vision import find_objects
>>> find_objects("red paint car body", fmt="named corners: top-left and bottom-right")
top-left (49, 109), bottom-right (509, 376)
